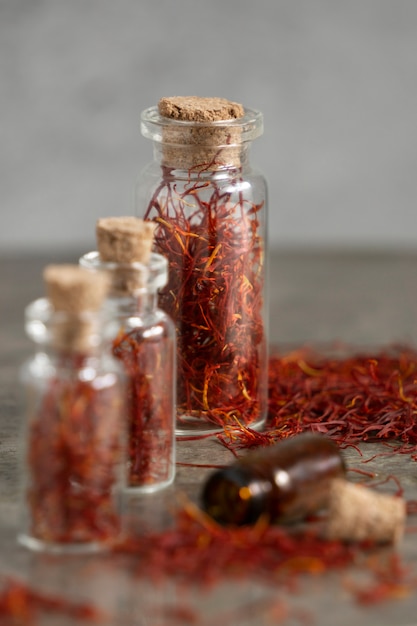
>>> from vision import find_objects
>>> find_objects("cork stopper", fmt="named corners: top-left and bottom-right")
top-left (324, 479), bottom-right (406, 544)
top-left (96, 217), bottom-right (156, 296)
top-left (44, 265), bottom-right (109, 313)
top-left (158, 96), bottom-right (245, 170)
top-left (158, 96), bottom-right (244, 122)
top-left (43, 264), bottom-right (109, 353)
top-left (96, 217), bottom-right (156, 264)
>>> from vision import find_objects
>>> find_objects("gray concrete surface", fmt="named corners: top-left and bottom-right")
top-left (1, 249), bottom-right (417, 624)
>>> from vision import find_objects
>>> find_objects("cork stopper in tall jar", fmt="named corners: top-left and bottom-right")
top-left (158, 96), bottom-right (245, 170)
top-left (43, 264), bottom-right (109, 353)
top-left (96, 216), bottom-right (156, 296)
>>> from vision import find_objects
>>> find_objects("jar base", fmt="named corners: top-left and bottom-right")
top-left (175, 413), bottom-right (266, 437)
top-left (17, 533), bottom-right (111, 555)
top-left (124, 474), bottom-right (175, 494)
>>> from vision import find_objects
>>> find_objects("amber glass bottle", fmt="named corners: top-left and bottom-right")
top-left (201, 434), bottom-right (346, 526)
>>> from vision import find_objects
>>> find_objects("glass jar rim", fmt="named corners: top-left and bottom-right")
top-left (25, 297), bottom-right (105, 346)
top-left (140, 106), bottom-right (263, 145)
top-left (79, 251), bottom-right (168, 292)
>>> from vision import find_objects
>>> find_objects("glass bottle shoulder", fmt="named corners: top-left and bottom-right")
top-left (138, 160), bottom-right (265, 194)
top-left (112, 307), bottom-right (175, 340)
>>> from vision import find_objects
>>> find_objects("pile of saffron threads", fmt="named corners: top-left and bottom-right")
top-left (217, 346), bottom-right (417, 455)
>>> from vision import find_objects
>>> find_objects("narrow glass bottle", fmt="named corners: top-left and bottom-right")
top-left (80, 217), bottom-right (176, 493)
top-left (18, 266), bottom-right (125, 553)
top-left (201, 434), bottom-right (346, 526)
top-left (137, 96), bottom-right (268, 436)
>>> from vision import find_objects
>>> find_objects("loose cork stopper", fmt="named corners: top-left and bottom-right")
top-left (324, 479), bottom-right (406, 544)
top-left (96, 216), bottom-right (156, 296)
top-left (158, 96), bottom-right (245, 170)
top-left (43, 265), bottom-right (109, 353)
top-left (96, 217), bottom-right (156, 264)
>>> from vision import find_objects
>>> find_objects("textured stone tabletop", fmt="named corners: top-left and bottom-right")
top-left (1, 249), bottom-right (417, 625)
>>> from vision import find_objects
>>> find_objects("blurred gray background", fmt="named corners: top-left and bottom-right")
top-left (1, 0), bottom-right (417, 255)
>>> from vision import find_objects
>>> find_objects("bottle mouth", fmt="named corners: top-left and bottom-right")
top-left (141, 106), bottom-right (264, 146)
top-left (25, 297), bottom-right (104, 351)
top-left (201, 466), bottom-right (271, 526)
top-left (79, 251), bottom-right (168, 294)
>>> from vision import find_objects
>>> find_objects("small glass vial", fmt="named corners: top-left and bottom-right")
top-left (137, 96), bottom-right (268, 436)
top-left (18, 266), bottom-right (125, 553)
top-left (80, 218), bottom-right (176, 493)
top-left (202, 434), bottom-right (346, 526)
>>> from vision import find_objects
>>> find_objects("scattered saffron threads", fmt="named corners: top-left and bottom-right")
top-left (112, 322), bottom-right (175, 489)
top-left (0, 577), bottom-right (107, 624)
top-left (144, 166), bottom-right (267, 428)
top-left (217, 347), bottom-right (417, 455)
top-left (115, 505), bottom-right (358, 587)
top-left (406, 500), bottom-right (417, 516)
top-left (346, 553), bottom-right (415, 605)
top-left (112, 500), bottom-right (417, 610)
top-left (25, 356), bottom-right (122, 546)
top-left (348, 467), bottom-right (376, 479)
top-left (2, 505), bottom-right (415, 624)
top-left (367, 473), bottom-right (404, 496)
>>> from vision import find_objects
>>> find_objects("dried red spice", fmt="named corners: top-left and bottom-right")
top-left (23, 354), bottom-right (122, 548)
top-left (115, 499), bottom-right (416, 607)
top-left (217, 346), bottom-right (417, 455)
top-left (0, 577), bottom-right (107, 624)
top-left (112, 322), bottom-right (175, 489)
top-left (144, 170), bottom-right (267, 430)
top-left (116, 502), bottom-right (357, 586)
top-left (3, 502), bottom-right (414, 624)
top-left (346, 553), bottom-right (415, 605)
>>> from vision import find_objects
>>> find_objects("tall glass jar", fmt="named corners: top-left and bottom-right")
top-left (137, 98), bottom-right (268, 435)
top-left (80, 251), bottom-right (176, 493)
top-left (18, 298), bottom-right (125, 553)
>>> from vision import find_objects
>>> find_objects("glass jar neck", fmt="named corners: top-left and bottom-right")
top-left (106, 291), bottom-right (158, 318)
top-left (25, 298), bottom-right (106, 362)
top-left (79, 251), bottom-right (168, 301)
top-left (151, 141), bottom-right (251, 174)
top-left (141, 105), bottom-right (263, 174)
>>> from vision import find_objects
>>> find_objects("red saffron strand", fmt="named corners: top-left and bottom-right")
top-left (347, 553), bottom-right (415, 606)
top-left (0, 577), bottom-right (107, 624)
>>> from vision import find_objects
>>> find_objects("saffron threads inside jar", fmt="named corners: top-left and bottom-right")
top-left (26, 357), bottom-right (123, 546)
top-left (146, 184), bottom-right (266, 431)
top-left (112, 317), bottom-right (175, 489)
